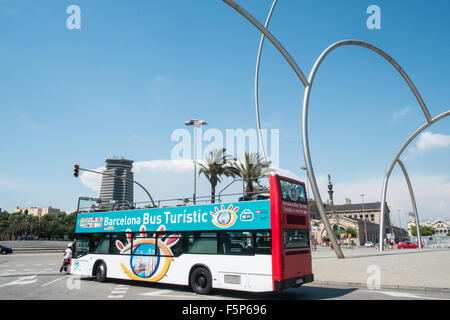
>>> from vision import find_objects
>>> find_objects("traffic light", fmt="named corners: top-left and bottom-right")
top-left (74, 164), bottom-right (80, 177)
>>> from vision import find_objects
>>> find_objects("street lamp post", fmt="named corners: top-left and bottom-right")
top-left (336, 215), bottom-right (341, 242)
top-left (327, 175), bottom-right (338, 248)
top-left (76, 167), bottom-right (156, 208)
top-left (361, 194), bottom-right (368, 244)
top-left (185, 119), bottom-right (207, 205)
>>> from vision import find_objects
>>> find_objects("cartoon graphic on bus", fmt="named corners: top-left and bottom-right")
top-left (115, 225), bottom-right (180, 282)
top-left (210, 204), bottom-right (239, 228)
top-left (240, 209), bottom-right (254, 222)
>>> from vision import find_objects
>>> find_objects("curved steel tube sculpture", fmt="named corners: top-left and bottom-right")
top-left (223, 0), bottom-right (309, 87)
top-left (222, 0), bottom-right (344, 258)
top-left (396, 159), bottom-right (422, 249)
top-left (302, 39), bottom-right (435, 256)
top-left (301, 39), bottom-right (433, 252)
top-left (223, 0), bottom-right (441, 258)
top-left (378, 110), bottom-right (450, 250)
top-left (303, 40), bottom-right (431, 121)
top-left (255, 0), bottom-right (278, 162)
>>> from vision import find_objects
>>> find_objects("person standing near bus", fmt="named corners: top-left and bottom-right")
top-left (60, 243), bottom-right (73, 273)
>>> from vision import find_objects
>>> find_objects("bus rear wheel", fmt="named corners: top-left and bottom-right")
top-left (190, 267), bottom-right (212, 295)
top-left (95, 262), bottom-right (107, 282)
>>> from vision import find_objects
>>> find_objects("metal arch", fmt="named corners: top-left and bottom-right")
top-left (301, 39), bottom-right (434, 257)
top-left (222, 2), bottom-right (436, 259)
top-left (222, 0), bottom-right (309, 87)
top-left (378, 110), bottom-right (450, 251)
top-left (396, 159), bottom-right (422, 249)
top-left (255, 0), bottom-right (278, 162)
top-left (304, 40), bottom-right (432, 122)
top-left (222, 0), bottom-right (344, 258)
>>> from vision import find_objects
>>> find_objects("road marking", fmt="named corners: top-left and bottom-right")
top-left (111, 290), bottom-right (127, 294)
top-left (0, 275), bottom-right (37, 288)
top-left (140, 289), bottom-right (224, 300)
top-left (107, 285), bottom-right (129, 299)
top-left (142, 289), bottom-right (173, 296)
top-left (363, 290), bottom-right (447, 300)
top-left (41, 275), bottom-right (70, 287)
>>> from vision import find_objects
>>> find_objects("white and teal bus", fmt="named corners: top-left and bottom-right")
top-left (71, 175), bottom-right (313, 294)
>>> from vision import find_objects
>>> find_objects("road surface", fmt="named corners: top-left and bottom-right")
top-left (1, 253), bottom-right (448, 301)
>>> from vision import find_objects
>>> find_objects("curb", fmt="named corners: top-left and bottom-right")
top-left (11, 248), bottom-right (64, 253)
top-left (312, 280), bottom-right (450, 293)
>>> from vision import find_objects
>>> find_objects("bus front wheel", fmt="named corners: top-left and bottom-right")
top-left (95, 262), bottom-right (107, 282)
top-left (189, 267), bottom-right (212, 295)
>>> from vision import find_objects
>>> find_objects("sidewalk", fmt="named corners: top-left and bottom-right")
top-left (311, 247), bottom-right (450, 292)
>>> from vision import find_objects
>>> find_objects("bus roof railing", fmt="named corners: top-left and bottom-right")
top-left (217, 176), bottom-right (270, 202)
top-left (77, 176), bottom-right (271, 214)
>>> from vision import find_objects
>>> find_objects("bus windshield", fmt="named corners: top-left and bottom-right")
top-left (280, 179), bottom-right (307, 204)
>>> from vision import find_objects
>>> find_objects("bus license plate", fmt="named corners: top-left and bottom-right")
top-left (296, 278), bottom-right (304, 285)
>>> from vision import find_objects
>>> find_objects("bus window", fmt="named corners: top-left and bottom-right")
top-left (283, 229), bottom-right (309, 249)
top-left (132, 233), bottom-right (158, 256)
top-left (74, 237), bottom-right (89, 258)
top-left (220, 231), bottom-right (253, 255)
top-left (255, 231), bottom-right (271, 254)
top-left (187, 232), bottom-right (217, 254)
top-left (110, 234), bottom-right (130, 255)
top-left (89, 235), bottom-right (110, 254)
top-left (159, 233), bottom-right (185, 257)
top-left (280, 179), bottom-right (307, 204)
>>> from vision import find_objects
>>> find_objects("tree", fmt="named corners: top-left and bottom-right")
top-left (344, 226), bottom-right (358, 238)
top-left (198, 148), bottom-right (240, 203)
top-left (410, 225), bottom-right (435, 237)
top-left (0, 211), bottom-right (11, 240)
top-left (234, 152), bottom-right (272, 198)
top-left (62, 212), bottom-right (77, 239)
top-left (0, 210), bottom-right (76, 240)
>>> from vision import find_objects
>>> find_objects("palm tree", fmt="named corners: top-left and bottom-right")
top-left (198, 148), bottom-right (240, 203)
top-left (234, 152), bottom-right (272, 198)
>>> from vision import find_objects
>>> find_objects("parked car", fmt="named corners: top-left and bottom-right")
top-left (0, 244), bottom-right (13, 255)
top-left (397, 241), bottom-right (418, 249)
top-left (364, 242), bottom-right (375, 247)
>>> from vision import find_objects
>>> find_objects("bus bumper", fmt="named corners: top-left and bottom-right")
top-left (274, 274), bottom-right (314, 292)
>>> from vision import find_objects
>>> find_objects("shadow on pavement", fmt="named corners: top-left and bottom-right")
top-left (83, 277), bottom-right (357, 300)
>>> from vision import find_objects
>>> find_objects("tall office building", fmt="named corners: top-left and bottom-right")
top-left (99, 158), bottom-right (134, 207)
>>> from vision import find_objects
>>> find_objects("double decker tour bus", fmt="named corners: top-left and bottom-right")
top-left (71, 174), bottom-right (313, 294)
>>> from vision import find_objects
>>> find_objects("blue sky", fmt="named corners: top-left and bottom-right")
top-left (0, 0), bottom-right (449, 226)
